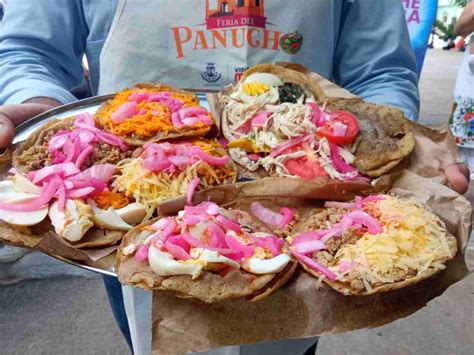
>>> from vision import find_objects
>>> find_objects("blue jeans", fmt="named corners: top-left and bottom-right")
top-left (102, 275), bottom-right (133, 352)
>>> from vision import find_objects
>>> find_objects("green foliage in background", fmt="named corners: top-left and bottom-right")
top-left (435, 0), bottom-right (467, 39)
top-left (435, 20), bottom-right (457, 39)
top-left (451, 0), bottom-right (467, 6)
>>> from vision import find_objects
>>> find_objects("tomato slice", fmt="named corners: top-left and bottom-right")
top-left (284, 157), bottom-right (327, 180)
top-left (317, 111), bottom-right (359, 145)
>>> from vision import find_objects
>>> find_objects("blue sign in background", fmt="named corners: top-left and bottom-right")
top-left (402, 0), bottom-right (439, 77)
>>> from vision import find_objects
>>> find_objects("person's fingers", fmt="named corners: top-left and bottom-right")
top-left (0, 115), bottom-right (15, 149)
top-left (445, 163), bottom-right (470, 194)
top-left (1, 103), bottom-right (55, 126)
top-left (0, 103), bottom-right (57, 149)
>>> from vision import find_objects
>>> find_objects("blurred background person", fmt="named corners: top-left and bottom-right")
top-left (450, 1), bottom-right (474, 179)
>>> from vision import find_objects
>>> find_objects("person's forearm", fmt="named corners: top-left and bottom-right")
top-left (0, 0), bottom-right (87, 105)
top-left (455, 3), bottom-right (474, 37)
top-left (24, 97), bottom-right (62, 107)
top-left (333, 1), bottom-right (419, 120)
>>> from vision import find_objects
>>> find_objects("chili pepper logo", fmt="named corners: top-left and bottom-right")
top-left (279, 31), bottom-right (303, 55)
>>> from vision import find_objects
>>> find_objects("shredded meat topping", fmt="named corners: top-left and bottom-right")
top-left (16, 128), bottom-right (131, 173)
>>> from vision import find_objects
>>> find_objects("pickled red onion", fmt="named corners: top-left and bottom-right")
top-left (29, 163), bottom-right (80, 184)
top-left (179, 107), bottom-right (208, 118)
top-left (292, 251), bottom-right (337, 281)
top-left (182, 233), bottom-right (233, 254)
top-left (252, 235), bottom-right (284, 257)
top-left (363, 196), bottom-right (385, 202)
top-left (49, 113), bottom-right (127, 169)
top-left (251, 111), bottom-right (270, 128)
top-left (218, 137), bottom-right (228, 148)
top-left (248, 154), bottom-right (260, 161)
top-left (270, 135), bottom-right (311, 158)
top-left (152, 217), bottom-right (172, 231)
top-left (169, 156), bottom-right (191, 167)
top-left (171, 112), bottom-right (183, 128)
top-left (306, 102), bottom-right (322, 126)
top-left (143, 159), bottom-right (171, 172)
top-left (290, 231), bottom-right (322, 245)
top-left (142, 142), bottom-right (229, 173)
top-left (187, 177), bottom-right (200, 206)
top-left (75, 145), bottom-right (94, 168)
top-left (66, 187), bottom-right (96, 199)
top-left (339, 260), bottom-right (354, 275)
top-left (292, 240), bottom-right (326, 254)
top-left (151, 217), bottom-right (176, 239)
top-left (80, 164), bottom-right (116, 183)
top-left (2, 164), bottom-right (114, 212)
top-left (224, 234), bottom-right (255, 258)
top-left (196, 150), bottom-right (230, 166)
top-left (128, 92), bottom-right (149, 103)
top-left (250, 202), bottom-right (295, 228)
top-left (182, 115), bottom-right (213, 126)
top-left (165, 240), bottom-right (191, 261)
top-left (203, 202), bottom-right (220, 216)
top-left (166, 235), bottom-right (191, 252)
top-left (207, 222), bottom-right (227, 248)
top-left (345, 210), bottom-right (382, 234)
top-left (0, 177), bottom-right (60, 212)
top-left (134, 244), bottom-right (149, 262)
top-left (330, 144), bottom-right (357, 174)
top-left (279, 207), bottom-right (295, 229)
top-left (74, 113), bottom-right (96, 127)
top-left (112, 102), bottom-right (137, 123)
top-left (216, 215), bottom-right (241, 233)
top-left (95, 131), bottom-right (128, 151)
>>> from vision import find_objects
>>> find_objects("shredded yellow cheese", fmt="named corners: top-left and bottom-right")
top-left (330, 196), bottom-right (454, 289)
top-left (112, 140), bottom-right (236, 219)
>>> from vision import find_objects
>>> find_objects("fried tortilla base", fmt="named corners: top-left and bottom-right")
top-left (13, 117), bottom-right (75, 175)
top-left (96, 83), bottom-right (217, 146)
top-left (0, 220), bottom-right (124, 250)
top-left (116, 213), bottom-right (297, 303)
top-left (325, 98), bottom-right (415, 177)
top-left (219, 67), bottom-right (414, 179)
top-left (294, 210), bottom-right (458, 296)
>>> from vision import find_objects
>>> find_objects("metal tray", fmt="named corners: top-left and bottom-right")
top-left (13, 92), bottom-right (212, 276)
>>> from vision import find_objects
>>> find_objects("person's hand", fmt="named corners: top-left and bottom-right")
top-left (445, 163), bottom-right (470, 194)
top-left (0, 98), bottom-right (60, 149)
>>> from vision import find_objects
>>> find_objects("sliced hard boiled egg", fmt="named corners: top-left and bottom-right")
top-left (12, 173), bottom-right (41, 194)
top-left (188, 248), bottom-right (240, 270)
top-left (0, 207), bottom-right (48, 227)
top-left (0, 180), bottom-right (40, 204)
top-left (0, 180), bottom-right (14, 193)
top-left (148, 245), bottom-right (202, 279)
top-left (115, 202), bottom-right (147, 225)
top-left (231, 82), bottom-right (279, 105)
top-left (242, 254), bottom-right (291, 275)
top-left (243, 73), bottom-right (284, 87)
top-left (90, 204), bottom-right (133, 231)
top-left (49, 200), bottom-right (94, 242)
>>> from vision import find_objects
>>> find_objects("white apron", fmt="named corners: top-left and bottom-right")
top-left (99, 0), bottom-right (334, 94)
top-left (101, 1), bottom-right (335, 353)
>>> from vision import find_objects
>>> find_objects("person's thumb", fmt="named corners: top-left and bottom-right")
top-left (0, 103), bottom-right (56, 149)
top-left (445, 163), bottom-right (470, 194)
top-left (0, 115), bottom-right (15, 149)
